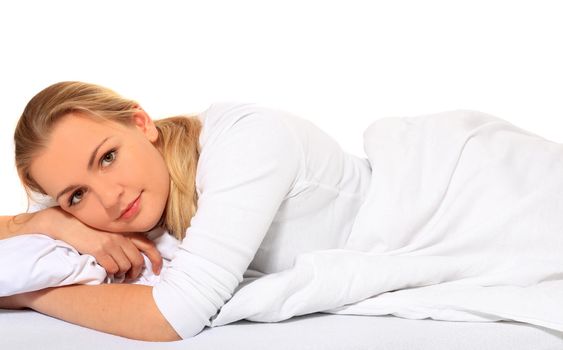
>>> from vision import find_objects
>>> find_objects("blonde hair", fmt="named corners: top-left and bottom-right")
top-left (14, 81), bottom-right (202, 240)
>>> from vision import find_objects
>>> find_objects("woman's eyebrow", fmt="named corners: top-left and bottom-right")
top-left (55, 136), bottom-right (111, 202)
top-left (87, 136), bottom-right (111, 170)
top-left (56, 185), bottom-right (79, 202)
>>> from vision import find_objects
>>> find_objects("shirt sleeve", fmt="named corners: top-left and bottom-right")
top-left (152, 104), bottom-right (302, 338)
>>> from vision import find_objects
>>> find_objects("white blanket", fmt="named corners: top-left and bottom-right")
top-left (210, 110), bottom-right (563, 333)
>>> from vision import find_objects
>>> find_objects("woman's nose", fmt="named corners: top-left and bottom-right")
top-left (93, 181), bottom-right (124, 211)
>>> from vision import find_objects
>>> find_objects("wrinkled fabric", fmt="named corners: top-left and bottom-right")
top-left (152, 103), bottom-right (370, 338)
top-left (0, 228), bottom-right (179, 297)
top-left (210, 110), bottom-right (563, 333)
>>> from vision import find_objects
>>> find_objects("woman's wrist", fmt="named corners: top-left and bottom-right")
top-left (0, 212), bottom-right (50, 240)
top-left (7, 207), bottom-right (62, 240)
top-left (31, 207), bottom-right (61, 240)
top-left (13, 289), bottom-right (42, 310)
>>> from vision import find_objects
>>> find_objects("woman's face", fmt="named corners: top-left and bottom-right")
top-left (30, 109), bottom-right (170, 233)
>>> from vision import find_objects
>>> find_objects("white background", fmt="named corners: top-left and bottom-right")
top-left (1, 0), bottom-right (562, 214)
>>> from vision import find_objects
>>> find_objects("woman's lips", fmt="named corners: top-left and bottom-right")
top-left (119, 193), bottom-right (142, 220)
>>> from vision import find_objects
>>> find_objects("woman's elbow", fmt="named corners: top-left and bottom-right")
top-left (135, 322), bottom-right (182, 342)
top-left (129, 304), bottom-right (183, 341)
top-left (147, 330), bottom-right (182, 342)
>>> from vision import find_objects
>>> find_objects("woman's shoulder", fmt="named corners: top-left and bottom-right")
top-left (198, 102), bottom-right (301, 150)
top-left (200, 102), bottom-right (285, 128)
top-left (194, 102), bottom-right (305, 195)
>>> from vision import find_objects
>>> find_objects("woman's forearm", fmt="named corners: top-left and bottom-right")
top-left (22, 284), bottom-right (180, 341)
top-left (0, 212), bottom-right (51, 240)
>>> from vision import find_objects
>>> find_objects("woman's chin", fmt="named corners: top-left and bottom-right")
top-left (92, 214), bottom-right (162, 234)
top-left (131, 211), bottom-right (165, 233)
top-left (75, 198), bottom-right (165, 233)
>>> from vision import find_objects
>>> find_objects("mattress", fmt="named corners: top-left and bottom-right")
top-left (2, 310), bottom-right (562, 350)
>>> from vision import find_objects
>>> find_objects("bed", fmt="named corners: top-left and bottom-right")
top-left (2, 309), bottom-right (562, 349)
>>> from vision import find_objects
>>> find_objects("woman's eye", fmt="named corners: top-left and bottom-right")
top-left (101, 149), bottom-right (117, 167)
top-left (68, 189), bottom-right (85, 207)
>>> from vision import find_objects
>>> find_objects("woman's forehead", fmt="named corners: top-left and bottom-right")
top-left (43, 116), bottom-right (121, 157)
top-left (52, 113), bottom-right (126, 137)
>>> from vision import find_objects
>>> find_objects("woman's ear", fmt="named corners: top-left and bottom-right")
top-left (132, 107), bottom-right (159, 143)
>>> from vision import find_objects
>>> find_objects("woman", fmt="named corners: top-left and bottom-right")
top-left (0, 81), bottom-right (371, 341)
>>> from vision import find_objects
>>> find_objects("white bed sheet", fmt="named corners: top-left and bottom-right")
top-left (1, 310), bottom-right (561, 350)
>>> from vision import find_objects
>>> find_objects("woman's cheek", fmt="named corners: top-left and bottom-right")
top-left (78, 208), bottom-right (107, 231)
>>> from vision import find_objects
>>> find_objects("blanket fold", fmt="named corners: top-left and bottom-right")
top-left (0, 234), bottom-right (106, 296)
top-left (0, 228), bottom-right (179, 296)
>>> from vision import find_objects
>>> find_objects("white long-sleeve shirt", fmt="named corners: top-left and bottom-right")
top-left (152, 103), bottom-right (372, 338)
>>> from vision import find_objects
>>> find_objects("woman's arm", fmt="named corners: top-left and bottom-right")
top-left (0, 210), bottom-right (176, 340)
top-left (0, 212), bottom-right (46, 240)
top-left (17, 284), bottom-right (180, 341)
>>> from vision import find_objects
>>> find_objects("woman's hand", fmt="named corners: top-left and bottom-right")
top-left (71, 230), bottom-right (163, 281)
top-left (35, 207), bottom-right (163, 281)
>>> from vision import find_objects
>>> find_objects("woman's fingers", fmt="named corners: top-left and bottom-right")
top-left (120, 242), bottom-right (146, 281)
top-left (96, 254), bottom-right (121, 276)
top-left (96, 234), bottom-right (136, 277)
top-left (130, 235), bottom-right (163, 275)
